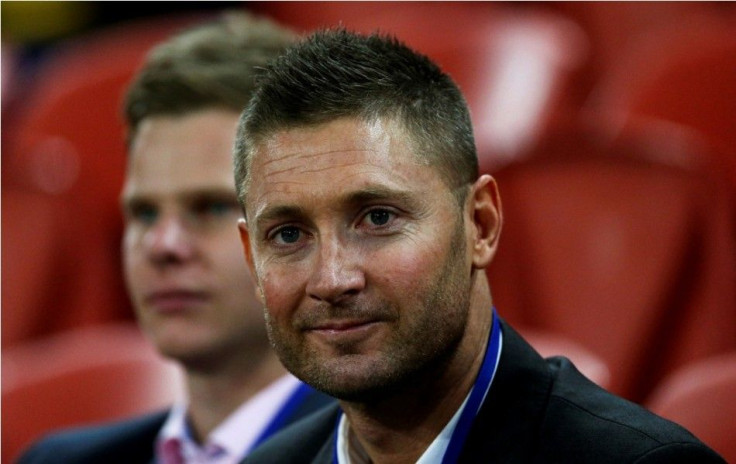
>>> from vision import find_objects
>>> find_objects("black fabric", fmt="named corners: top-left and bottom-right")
top-left (17, 411), bottom-right (168, 464)
top-left (242, 320), bottom-right (726, 464)
top-left (17, 389), bottom-right (335, 464)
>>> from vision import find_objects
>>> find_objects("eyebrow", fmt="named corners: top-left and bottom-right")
top-left (121, 187), bottom-right (238, 210)
top-left (253, 204), bottom-right (307, 227)
top-left (343, 186), bottom-right (419, 208)
top-left (252, 185), bottom-right (422, 229)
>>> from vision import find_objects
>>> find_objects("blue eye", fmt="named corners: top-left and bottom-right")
top-left (194, 199), bottom-right (236, 218)
top-left (368, 210), bottom-right (391, 226)
top-left (205, 201), bottom-right (231, 216)
top-left (362, 208), bottom-right (396, 228)
top-left (276, 227), bottom-right (301, 244)
top-left (131, 205), bottom-right (158, 225)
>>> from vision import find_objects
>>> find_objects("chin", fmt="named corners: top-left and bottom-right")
top-left (323, 382), bottom-right (401, 403)
top-left (155, 342), bottom-right (202, 362)
top-left (294, 354), bottom-right (411, 403)
top-left (148, 330), bottom-right (212, 363)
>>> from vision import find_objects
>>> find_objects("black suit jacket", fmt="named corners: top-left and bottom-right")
top-left (17, 388), bottom-right (334, 464)
top-left (242, 320), bottom-right (725, 463)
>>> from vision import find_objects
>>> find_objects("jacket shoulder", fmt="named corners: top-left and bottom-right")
top-left (468, 322), bottom-right (725, 463)
top-left (17, 410), bottom-right (168, 464)
top-left (539, 357), bottom-right (725, 463)
top-left (245, 403), bottom-right (340, 464)
top-left (284, 387), bottom-right (336, 428)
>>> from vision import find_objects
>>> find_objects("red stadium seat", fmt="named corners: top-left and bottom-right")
top-left (1, 191), bottom-right (76, 345)
top-left (646, 352), bottom-right (736, 463)
top-left (487, 120), bottom-right (736, 401)
top-left (1, 323), bottom-right (183, 463)
top-left (588, 16), bottom-right (736, 189)
top-left (518, 327), bottom-right (611, 389)
top-left (252, 1), bottom-right (590, 169)
top-left (2, 14), bottom-right (207, 347)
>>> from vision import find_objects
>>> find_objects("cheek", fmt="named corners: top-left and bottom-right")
top-left (215, 239), bottom-right (253, 277)
top-left (122, 230), bottom-right (145, 292)
top-left (259, 266), bottom-right (306, 322)
top-left (369, 241), bottom-right (444, 295)
top-left (211, 234), bottom-right (259, 291)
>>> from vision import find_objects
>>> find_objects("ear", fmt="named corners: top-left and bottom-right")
top-left (238, 218), bottom-right (265, 305)
top-left (468, 174), bottom-right (503, 269)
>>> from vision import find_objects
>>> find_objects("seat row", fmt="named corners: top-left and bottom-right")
top-left (2, 5), bottom-right (734, 451)
top-left (3, 322), bottom-right (734, 463)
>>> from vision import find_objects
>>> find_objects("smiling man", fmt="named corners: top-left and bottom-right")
top-left (234, 30), bottom-right (725, 463)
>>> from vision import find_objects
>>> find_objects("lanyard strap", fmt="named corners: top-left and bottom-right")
top-left (441, 307), bottom-right (502, 464)
top-left (333, 307), bottom-right (502, 464)
top-left (251, 382), bottom-right (315, 451)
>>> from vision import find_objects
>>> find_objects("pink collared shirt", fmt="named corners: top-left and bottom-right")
top-left (156, 374), bottom-right (302, 464)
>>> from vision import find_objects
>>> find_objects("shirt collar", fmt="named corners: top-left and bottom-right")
top-left (335, 391), bottom-right (468, 464)
top-left (335, 318), bottom-right (503, 464)
top-left (156, 374), bottom-right (302, 463)
top-left (416, 392), bottom-right (468, 464)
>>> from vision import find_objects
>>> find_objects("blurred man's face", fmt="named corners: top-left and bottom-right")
top-left (241, 117), bottom-right (475, 400)
top-left (122, 109), bottom-right (268, 367)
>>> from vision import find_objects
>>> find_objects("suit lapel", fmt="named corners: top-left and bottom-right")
top-left (312, 431), bottom-right (336, 464)
top-left (460, 320), bottom-right (553, 462)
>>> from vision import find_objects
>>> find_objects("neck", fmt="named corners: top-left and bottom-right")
top-left (183, 350), bottom-right (287, 442)
top-left (342, 277), bottom-right (494, 464)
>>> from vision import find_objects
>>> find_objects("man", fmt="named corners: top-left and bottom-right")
top-left (234, 29), bottom-right (725, 463)
top-left (19, 12), bottom-right (332, 464)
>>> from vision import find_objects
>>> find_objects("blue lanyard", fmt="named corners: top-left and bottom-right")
top-left (441, 307), bottom-right (501, 463)
top-left (332, 307), bottom-right (502, 464)
top-left (251, 382), bottom-right (316, 451)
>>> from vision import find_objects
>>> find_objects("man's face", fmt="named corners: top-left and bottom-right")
top-left (122, 109), bottom-right (267, 366)
top-left (242, 117), bottom-right (475, 400)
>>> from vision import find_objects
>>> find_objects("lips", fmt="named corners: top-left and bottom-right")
top-left (145, 289), bottom-right (210, 313)
top-left (310, 319), bottom-right (379, 332)
top-left (303, 318), bottom-right (386, 348)
top-left (295, 305), bottom-right (395, 346)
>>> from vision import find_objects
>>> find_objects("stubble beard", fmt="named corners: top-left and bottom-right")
top-left (264, 217), bottom-right (473, 402)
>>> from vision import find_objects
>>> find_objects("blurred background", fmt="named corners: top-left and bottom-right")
top-left (2, 2), bottom-right (735, 462)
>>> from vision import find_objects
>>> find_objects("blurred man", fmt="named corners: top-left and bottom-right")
top-left (19, 12), bottom-right (332, 464)
top-left (234, 29), bottom-right (725, 463)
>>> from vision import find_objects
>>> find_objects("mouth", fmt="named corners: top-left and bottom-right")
top-left (145, 290), bottom-right (209, 314)
top-left (306, 319), bottom-right (384, 344)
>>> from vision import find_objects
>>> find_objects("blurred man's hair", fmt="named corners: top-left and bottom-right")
top-left (234, 28), bottom-right (478, 207)
top-left (124, 10), bottom-right (294, 141)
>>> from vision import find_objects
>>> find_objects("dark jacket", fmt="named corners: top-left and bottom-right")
top-left (18, 388), bottom-right (334, 464)
top-left (242, 320), bottom-right (725, 463)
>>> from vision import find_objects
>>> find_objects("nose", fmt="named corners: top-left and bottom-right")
top-left (306, 235), bottom-right (365, 305)
top-left (144, 215), bottom-right (195, 266)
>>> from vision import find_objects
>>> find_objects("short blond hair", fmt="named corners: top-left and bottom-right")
top-left (124, 10), bottom-right (294, 140)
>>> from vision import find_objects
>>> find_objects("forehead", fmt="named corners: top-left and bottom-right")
top-left (246, 117), bottom-right (446, 218)
top-left (124, 110), bottom-right (240, 196)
